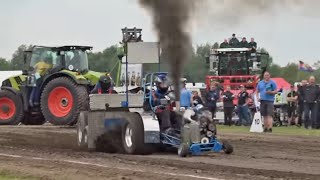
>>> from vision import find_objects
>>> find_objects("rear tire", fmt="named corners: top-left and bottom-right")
top-left (121, 113), bottom-right (145, 154)
top-left (0, 90), bottom-right (24, 125)
top-left (77, 111), bottom-right (88, 150)
top-left (40, 77), bottom-right (89, 125)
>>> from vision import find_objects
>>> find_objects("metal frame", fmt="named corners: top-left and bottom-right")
top-left (142, 72), bottom-right (169, 113)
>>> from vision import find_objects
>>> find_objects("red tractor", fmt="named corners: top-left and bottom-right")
top-left (205, 47), bottom-right (268, 122)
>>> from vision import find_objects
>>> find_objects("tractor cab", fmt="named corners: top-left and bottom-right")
top-left (208, 47), bottom-right (262, 76)
top-left (25, 45), bottom-right (92, 75)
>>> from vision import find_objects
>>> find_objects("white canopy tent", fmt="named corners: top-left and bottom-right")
top-left (0, 71), bottom-right (22, 85)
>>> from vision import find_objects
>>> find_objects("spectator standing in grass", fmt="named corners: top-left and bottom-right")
top-left (206, 83), bottom-right (220, 119)
top-left (256, 71), bottom-right (278, 133)
top-left (223, 85), bottom-right (235, 126)
top-left (287, 85), bottom-right (298, 126)
top-left (301, 76), bottom-right (320, 129)
top-left (297, 80), bottom-right (308, 127)
top-left (237, 85), bottom-right (250, 126)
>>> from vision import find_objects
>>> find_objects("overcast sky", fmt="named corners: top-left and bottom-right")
top-left (1, 0), bottom-right (320, 66)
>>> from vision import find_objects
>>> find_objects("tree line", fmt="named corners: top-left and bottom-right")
top-left (0, 44), bottom-right (318, 84)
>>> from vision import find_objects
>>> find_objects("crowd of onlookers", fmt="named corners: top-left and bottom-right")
top-left (190, 73), bottom-right (320, 131)
top-left (219, 33), bottom-right (257, 49)
top-left (277, 76), bottom-right (320, 130)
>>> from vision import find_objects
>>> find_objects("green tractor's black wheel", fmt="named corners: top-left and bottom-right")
top-left (40, 77), bottom-right (89, 126)
top-left (0, 90), bottom-right (24, 125)
top-left (21, 112), bottom-right (46, 125)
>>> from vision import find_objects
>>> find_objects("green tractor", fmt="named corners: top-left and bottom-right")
top-left (0, 45), bottom-right (106, 125)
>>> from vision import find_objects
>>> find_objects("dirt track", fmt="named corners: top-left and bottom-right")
top-left (0, 125), bottom-right (319, 180)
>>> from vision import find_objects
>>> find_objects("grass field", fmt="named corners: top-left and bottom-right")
top-left (0, 171), bottom-right (37, 180)
top-left (217, 125), bottom-right (320, 136)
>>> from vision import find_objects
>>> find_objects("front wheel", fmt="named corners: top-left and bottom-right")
top-left (0, 90), bottom-right (24, 125)
top-left (178, 143), bottom-right (190, 157)
top-left (222, 141), bottom-right (233, 154)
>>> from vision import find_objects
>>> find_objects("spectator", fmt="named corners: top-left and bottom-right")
top-left (237, 85), bottom-right (250, 126)
top-left (301, 76), bottom-right (319, 129)
top-left (206, 84), bottom-right (220, 119)
top-left (249, 38), bottom-right (257, 49)
top-left (192, 91), bottom-right (203, 105)
top-left (220, 39), bottom-right (231, 48)
top-left (229, 33), bottom-right (240, 48)
top-left (223, 85), bottom-right (234, 126)
top-left (297, 80), bottom-right (308, 126)
top-left (256, 71), bottom-right (278, 133)
top-left (287, 85), bottom-right (298, 126)
top-left (180, 79), bottom-right (193, 109)
top-left (239, 37), bottom-right (249, 48)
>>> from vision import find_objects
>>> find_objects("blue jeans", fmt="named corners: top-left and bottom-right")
top-left (238, 105), bottom-right (250, 125)
top-left (303, 103), bottom-right (317, 128)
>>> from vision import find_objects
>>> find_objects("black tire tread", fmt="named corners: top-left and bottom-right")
top-left (121, 112), bottom-right (145, 155)
top-left (222, 141), bottom-right (234, 154)
top-left (40, 77), bottom-right (89, 125)
top-left (0, 90), bottom-right (24, 125)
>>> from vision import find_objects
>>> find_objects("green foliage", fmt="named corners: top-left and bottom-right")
top-left (87, 45), bottom-right (122, 82)
top-left (1, 43), bottom-right (318, 84)
top-left (10, 45), bottom-right (33, 70)
top-left (0, 58), bottom-right (10, 70)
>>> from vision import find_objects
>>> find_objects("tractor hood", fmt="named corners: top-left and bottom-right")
top-left (83, 70), bottom-right (107, 85)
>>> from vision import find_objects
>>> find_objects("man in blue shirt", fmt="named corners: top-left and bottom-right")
top-left (256, 71), bottom-right (278, 133)
top-left (180, 79), bottom-right (192, 109)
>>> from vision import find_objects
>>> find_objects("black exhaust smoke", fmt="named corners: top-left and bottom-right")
top-left (138, 0), bottom-right (195, 101)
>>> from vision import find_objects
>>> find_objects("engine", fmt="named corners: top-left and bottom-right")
top-left (185, 103), bottom-right (217, 144)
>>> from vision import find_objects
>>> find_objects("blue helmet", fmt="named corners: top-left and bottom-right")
top-left (155, 74), bottom-right (169, 91)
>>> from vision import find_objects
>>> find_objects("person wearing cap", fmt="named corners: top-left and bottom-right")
top-left (229, 33), bottom-right (240, 48)
top-left (287, 85), bottom-right (298, 126)
top-left (180, 78), bottom-right (193, 109)
top-left (237, 85), bottom-right (250, 126)
top-left (239, 37), bottom-right (249, 48)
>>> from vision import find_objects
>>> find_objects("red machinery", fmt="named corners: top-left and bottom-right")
top-left (206, 47), bottom-right (267, 105)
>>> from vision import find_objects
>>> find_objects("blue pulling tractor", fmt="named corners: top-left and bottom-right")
top-left (77, 72), bottom-right (233, 157)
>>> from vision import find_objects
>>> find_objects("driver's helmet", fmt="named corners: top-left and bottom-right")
top-left (155, 74), bottom-right (169, 92)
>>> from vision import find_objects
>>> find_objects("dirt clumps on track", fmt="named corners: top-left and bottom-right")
top-left (0, 125), bottom-right (319, 180)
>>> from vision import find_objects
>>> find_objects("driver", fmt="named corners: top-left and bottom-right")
top-left (90, 74), bottom-right (114, 94)
top-left (152, 74), bottom-right (169, 106)
top-left (29, 58), bottom-right (52, 107)
top-left (152, 74), bottom-right (181, 134)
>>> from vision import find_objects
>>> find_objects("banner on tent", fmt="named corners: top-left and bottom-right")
top-left (119, 64), bottom-right (142, 87)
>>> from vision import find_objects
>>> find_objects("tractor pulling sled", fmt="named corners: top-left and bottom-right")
top-left (76, 28), bottom-right (233, 157)
top-left (76, 72), bottom-right (233, 157)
